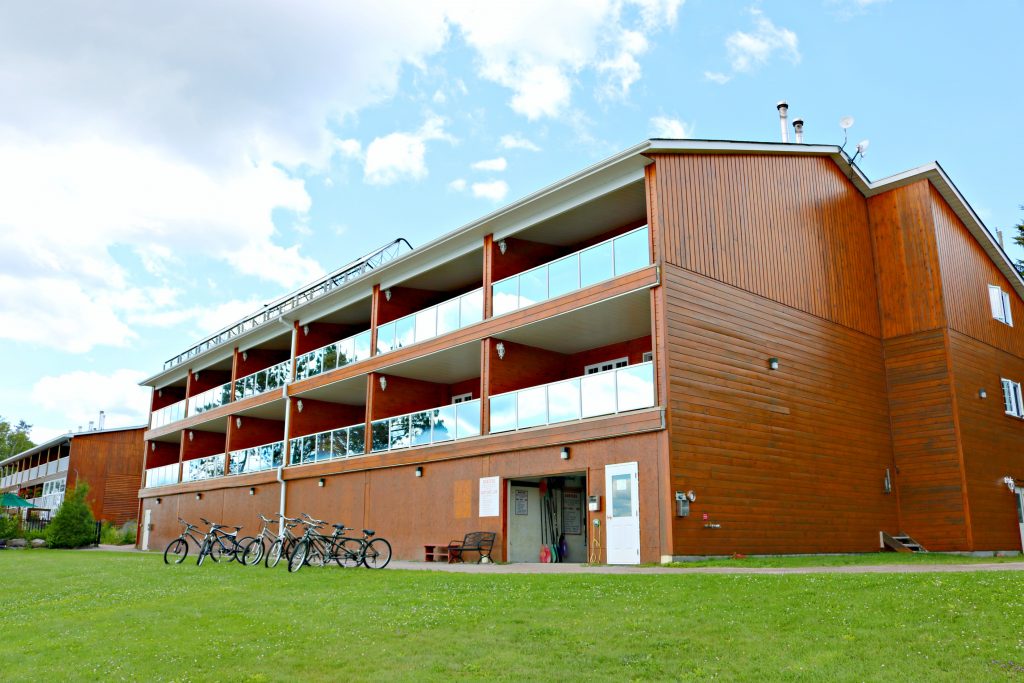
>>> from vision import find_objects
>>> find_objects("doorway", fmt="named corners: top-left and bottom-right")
top-left (605, 461), bottom-right (640, 565)
top-left (506, 473), bottom-right (587, 563)
top-left (1016, 487), bottom-right (1024, 552)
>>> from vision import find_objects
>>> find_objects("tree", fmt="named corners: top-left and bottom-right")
top-left (1008, 204), bottom-right (1024, 275)
top-left (0, 417), bottom-right (34, 460)
top-left (46, 482), bottom-right (97, 548)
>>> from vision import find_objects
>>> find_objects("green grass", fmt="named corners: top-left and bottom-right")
top-left (663, 552), bottom-right (1024, 569)
top-left (3, 551), bottom-right (1024, 681)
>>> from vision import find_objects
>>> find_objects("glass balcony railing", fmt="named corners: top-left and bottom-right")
top-left (376, 289), bottom-right (484, 355)
top-left (234, 359), bottom-right (292, 401)
top-left (145, 463), bottom-right (180, 488)
top-left (288, 423), bottom-right (366, 466)
top-left (57, 456), bottom-right (69, 472)
top-left (188, 381), bottom-right (232, 416)
top-left (370, 400), bottom-right (481, 453)
top-left (151, 399), bottom-right (187, 429)
top-left (228, 441), bottom-right (285, 475)
top-left (294, 330), bottom-right (372, 382)
top-left (492, 226), bottom-right (650, 316)
top-left (489, 361), bottom-right (655, 433)
top-left (182, 454), bottom-right (225, 483)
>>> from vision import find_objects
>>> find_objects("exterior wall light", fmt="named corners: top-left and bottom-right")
top-left (560, 447), bottom-right (570, 460)
top-left (188, 431), bottom-right (194, 442)
top-left (498, 239), bottom-right (508, 255)
top-left (384, 288), bottom-right (392, 302)
top-left (303, 325), bottom-right (309, 336)
top-left (151, 443), bottom-right (156, 452)
top-left (242, 351), bottom-right (248, 361)
top-left (768, 357), bottom-right (780, 371)
top-left (496, 342), bottom-right (506, 360)
top-left (979, 388), bottom-right (987, 399)
top-left (379, 376), bottom-right (387, 391)
top-left (249, 487), bottom-right (255, 496)
top-left (415, 466), bottom-right (423, 478)
top-left (297, 399), bottom-right (304, 413)
top-left (156, 498), bottom-right (162, 505)
top-left (195, 493), bottom-right (202, 500)
top-left (318, 478), bottom-right (325, 487)
top-left (235, 417), bottom-right (242, 429)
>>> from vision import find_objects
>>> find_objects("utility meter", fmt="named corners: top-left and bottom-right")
top-left (675, 491), bottom-right (690, 517)
top-left (587, 495), bottom-right (601, 512)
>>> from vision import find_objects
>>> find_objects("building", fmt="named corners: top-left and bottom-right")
top-left (137, 139), bottom-right (1024, 563)
top-left (1, 425), bottom-right (146, 525)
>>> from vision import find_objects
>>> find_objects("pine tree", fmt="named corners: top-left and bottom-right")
top-left (46, 482), bottom-right (97, 548)
top-left (1012, 205), bottom-right (1024, 275)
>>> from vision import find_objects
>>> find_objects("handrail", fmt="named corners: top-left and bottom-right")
top-left (370, 399), bottom-right (481, 453)
top-left (376, 288), bottom-right (483, 355)
top-left (162, 238), bottom-right (413, 371)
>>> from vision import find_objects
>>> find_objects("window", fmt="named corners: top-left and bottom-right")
top-left (584, 357), bottom-right (629, 375)
top-left (1002, 378), bottom-right (1023, 417)
top-left (642, 352), bottom-right (653, 363)
top-left (452, 393), bottom-right (473, 404)
top-left (989, 285), bottom-right (1013, 326)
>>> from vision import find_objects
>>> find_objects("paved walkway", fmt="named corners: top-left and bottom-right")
top-left (386, 560), bottom-right (1024, 575)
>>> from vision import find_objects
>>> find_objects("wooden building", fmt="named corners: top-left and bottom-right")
top-left (136, 140), bottom-right (1024, 563)
top-left (1, 425), bottom-right (146, 525)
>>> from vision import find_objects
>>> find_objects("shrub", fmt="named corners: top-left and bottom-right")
top-left (120, 521), bottom-right (137, 545)
top-left (0, 513), bottom-right (18, 539)
top-left (99, 520), bottom-right (139, 545)
top-left (46, 483), bottom-right (96, 548)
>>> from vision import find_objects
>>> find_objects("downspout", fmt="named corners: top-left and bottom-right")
top-left (277, 315), bottom-right (294, 535)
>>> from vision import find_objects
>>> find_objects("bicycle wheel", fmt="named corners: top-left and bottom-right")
top-left (265, 539), bottom-right (284, 568)
top-left (335, 538), bottom-right (363, 568)
top-left (163, 538), bottom-right (188, 565)
top-left (306, 546), bottom-right (324, 568)
top-left (288, 540), bottom-right (308, 573)
top-left (243, 538), bottom-right (265, 566)
top-left (235, 536), bottom-right (256, 563)
top-left (362, 538), bottom-right (392, 569)
top-left (210, 539), bottom-right (235, 563)
top-left (197, 539), bottom-right (211, 566)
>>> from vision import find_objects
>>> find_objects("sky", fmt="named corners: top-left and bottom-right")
top-left (1, 1), bottom-right (1023, 443)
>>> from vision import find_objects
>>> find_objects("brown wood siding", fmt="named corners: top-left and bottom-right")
top-left (932, 184), bottom-right (1024, 357)
top-left (882, 329), bottom-right (969, 550)
top-left (651, 153), bottom-right (880, 336)
top-left (68, 428), bottom-right (145, 525)
top-left (663, 265), bottom-right (897, 555)
top-left (948, 330), bottom-right (1024, 550)
top-left (867, 180), bottom-right (947, 339)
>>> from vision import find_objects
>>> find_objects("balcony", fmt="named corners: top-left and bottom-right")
top-left (182, 454), bottom-right (225, 483)
top-left (188, 381), bottom-right (232, 416)
top-left (58, 456), bottom-right (69, 472)
top-left (376, 289), bottom-right (483, 355)
top-left (289, 423), bottom-right (366, 466)
top-left (370, 400), bottom-right (481, 453)
top-left (294, 330), bottom-right (372, 382)
top-left (152, 399), bottom-right (187, 429)
top-left (492, 226), bottom-right (650, 316)
top-left (228, 441), bottom-right (285, 475)
top-left (489, 361), bottom-right (654, 433)
top-left (234, 359), bottom-right (292, 401)
top-left (145, 463), bottom-right (180, 488)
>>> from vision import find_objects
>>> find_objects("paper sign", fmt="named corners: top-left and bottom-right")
top-left (479, 476), bottom-right (500, 517)
top-left (514, 489), bottom-right (529, 515)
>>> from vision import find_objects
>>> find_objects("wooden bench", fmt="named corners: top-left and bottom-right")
top-left (447, 531), bottom-right (496, 564)
top-left (423, 543), bottom-right (450, 562)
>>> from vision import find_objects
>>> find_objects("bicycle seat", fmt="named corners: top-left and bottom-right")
top-left (363, 529), bottom-right (375, 536)
top-left (332, 523), bottom-right (348, 530)
top-left (200, 517), bottom-right (213, 525)
top-left (230, 525), bottom-right (242, 531)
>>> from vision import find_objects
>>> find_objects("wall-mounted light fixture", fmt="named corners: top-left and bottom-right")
top-left (560, 447), bottom-right (570, 461)
top-left (151, 443), bottom-right (156, 452)
top-left (768, 357), bottom-right (780, 371)
top-left (242, 351), bottom-right (248, 361)
top-left (883, 468), bottom-right (892, 494)
top-left (188, 431), bottom-right (194, 442)
top-left (303, 325), bottom-right (309, 336)
top-left (297, 399), bottom-right (304, 413)
top-left (384, 288), bottom-right (392, 302)
top-left (156, 498), bottom-right (162, 505)
top-left (249, 487), bottom-right (255, 496)
top-left (235, 417), bottom-right (242, 429)
top-left (318, 478), bottom-right (325, 487)
top-left (194, 372), bottom-right (200, 381)
top-left (195, 493), bottom-right (202, 500)
top-left (496, 342), bottom-right (506, 360)
top-left (415, 466), bottom-right (423, 478)
top-left (379, 376), bottom-right (387, 391)
top-left (979, 388), bottom-right (988, 399)
top-left (498, 239), bottom-right (508, 255)
top-left (158, 389), bottom-right (163, 398)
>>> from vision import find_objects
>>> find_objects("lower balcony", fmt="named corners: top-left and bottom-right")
top-left (289, 423), bottom-right (366, 466)
top-left (370, 399), bottom-right (481, 453)
top-left (145, 463), bottom-right (180, 488)
top-left (228, 441), bottom-right (285, 475)
top-left (182, 453), bottom-right (225, 483)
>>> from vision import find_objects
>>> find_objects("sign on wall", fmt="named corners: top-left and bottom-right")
top-left (514, 489), bottom-right (529, 515)
top-left (563, 489), bottom-right (582, 535)
top-left (479, 476), bottom-right (500, 517)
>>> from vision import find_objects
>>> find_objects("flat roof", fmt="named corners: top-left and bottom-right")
top-left (0, 425), bottom-right (147, 468)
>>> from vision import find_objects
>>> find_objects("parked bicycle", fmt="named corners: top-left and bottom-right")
top-left (239, 514), bottom-right (275, 566)
top-left (264, 514), bottom-right (304, 569)
top-left (288, 513), bottom-right (392, 572)
top-left (196, 517), bottom-right (245, 566)
top-left (164, 518), bottom-right (204, 564)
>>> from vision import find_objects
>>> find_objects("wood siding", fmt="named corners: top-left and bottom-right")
top-left (650, 153), bottom-right (880, 336)
top-left (69, 428), bottom-right (145, 525)
top-left (663, 265), bottom-right (897, 555)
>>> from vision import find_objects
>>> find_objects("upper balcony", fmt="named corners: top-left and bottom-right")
top-left (292, 296), bottom-right (373, 385)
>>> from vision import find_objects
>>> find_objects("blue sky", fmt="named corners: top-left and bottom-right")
top-left (1, 1), bottom-right (1022, 442)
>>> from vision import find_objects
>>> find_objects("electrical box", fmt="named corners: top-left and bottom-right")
top-left (587, 495), bottom-right (601, 512)
top-left (675, 492), bottom-right (690, 517)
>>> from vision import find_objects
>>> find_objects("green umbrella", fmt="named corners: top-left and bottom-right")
top-left (0, 493), bottom-right (35, 508)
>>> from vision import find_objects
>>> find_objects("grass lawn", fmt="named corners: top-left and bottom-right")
top-left (663, 552), bottom-right (1024, 569)
top-left (3, 551), bottom-right (1024, 681)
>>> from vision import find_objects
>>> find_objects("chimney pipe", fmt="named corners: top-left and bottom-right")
top-left (792, 118), bottom-right (804, 144)
top-left (88, 420), bottom-right (94, 431)
top-left (997, 229), bottom-right (1006, 249)
top-left (99, 411), bottom-right (105, 430)
top-left (777, 101), bottom-right (789, 142)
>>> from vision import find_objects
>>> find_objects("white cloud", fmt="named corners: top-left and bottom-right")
top-left (650, 116), bottom-right (694, 139)
top-left (364, 115), bottom-right (455, 185)
top-left (472, 157), bottom-right (508, 172)
top-left (471, 180), bottom-right (509, 202)
top-left (31, 369), bottom-right (152, 435)
top-left (499, 134), bottom-right (542, 152)
top-left (335, 138), bottom-right (363, 159)
top-left (704, 71), bottom-right (732, 84)
top-left (597, 29), bottom-right (649, 99)
top-left (725, 8), bottom-right (800, 73)
top-left (448, 178), bottom-right (468, 192)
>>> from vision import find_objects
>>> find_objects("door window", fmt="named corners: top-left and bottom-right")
top-left (611, 473), bottom-right (633, 517)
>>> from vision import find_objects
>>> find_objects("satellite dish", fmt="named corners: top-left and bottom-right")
top-left (851, 139), bottom-right (870, 164)
top-left (839, 116), bottom-right (855, 130)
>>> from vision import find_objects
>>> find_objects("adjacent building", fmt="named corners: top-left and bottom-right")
top-left (1, 425), bottom-right (146, 525)
top-left (136, 139), bottom-right (1024, 562)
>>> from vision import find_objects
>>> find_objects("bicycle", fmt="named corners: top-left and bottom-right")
top-left (196, 517), bottom-right (244, 566)
top-left (164, 518), bottom-right (204, 564)
top-left (333, 524), bottom-right (393, 569)
top-left (264, 514), bottom-right (304, 569)
top-left (240, 513), bottom-right (276, 566)
top-left (287, 515), bottom-right (335, 573)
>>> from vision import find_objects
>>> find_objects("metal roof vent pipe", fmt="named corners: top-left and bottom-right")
top-left (792, 118), bottom-right (804, 144)
top-left (98, 411), bottom-right (105, 430)
top-left (88, 420), bottom-right (94, 431)
top-left (777, 101), bottom-right (789, 142)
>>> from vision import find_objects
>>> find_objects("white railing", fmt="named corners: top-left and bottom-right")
top-left (151, 399), bottom-right (187, 429)
top-left (57, 456), bottom-right (69, 473)
top-left (188, 381), bottom-right (232, 416)
top-left (376, 289), bottom-right (483, 355)
top-left (289, 423), bottom-right (367, 465)
top-left (29, 466), bottom-right (38, 480)
top-left (228, 441), bottom-right (285, 475)
top-left (370, 400), bottom-right (481, 453)
top-left (294, 330), bottom-right (372, 382)
top-left (234, 359), bottom-right (292, 401)
top-left (181, 454), bottom-right (225, 483)
top-left (489, 361), bottom-right (655, 433)
top-left (145, 463), bottom-right (180, 488)
top-left (492, 226), bottom-right (650, 316)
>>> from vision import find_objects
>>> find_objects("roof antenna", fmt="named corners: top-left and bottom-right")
top-left (777, 101), bottom-right (789, 142)
top-left (850, 139), bottom-right (870, 165)
top-left (839, 116), bottom-right (854, 151)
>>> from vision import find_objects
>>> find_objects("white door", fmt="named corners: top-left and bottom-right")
top-left (142, 508), bottom-right (151, 551)
top-left (508, 484), bottom-right (541, 562)
top-left (605, 462), bottom-right (640, 565)
top-left (1016, 488), bottom-right (1024, 552)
